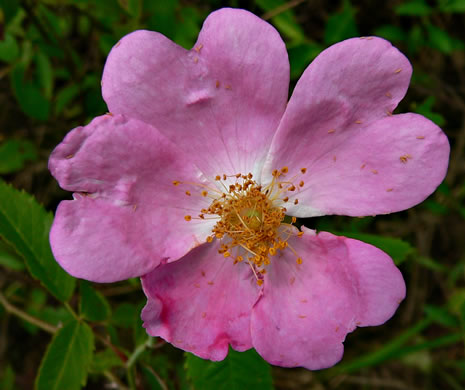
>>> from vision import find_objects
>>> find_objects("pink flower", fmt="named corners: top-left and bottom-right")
top-left (49, 8), bottom-right (449, 369)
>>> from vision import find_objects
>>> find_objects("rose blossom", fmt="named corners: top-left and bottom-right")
top-left (49, 8), bottom-right (449, 369)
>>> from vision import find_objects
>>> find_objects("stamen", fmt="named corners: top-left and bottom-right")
top-left (174, 167), bottom-right (307, 281)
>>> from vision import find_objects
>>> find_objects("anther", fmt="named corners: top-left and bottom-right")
top-left (201, 190), bottom-right (208, 197)
top-left (299, 181), bottom-right (304, 187)
top-left (294, 199), bottom-right (299, 205)
top-left (185, 191), bottom-right (191, 196)
top-left (296, 257), bottom-right (303, 265)
top-left (301, 168), bottom-right (307, 174)
top-left (184, 215), bottom-right (192, 221)
top-left (173, 180), bottom-right (180, 186)
top-left (281, 166), bottom-right (289, 174)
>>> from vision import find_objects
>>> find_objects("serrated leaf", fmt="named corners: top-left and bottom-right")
top-left (0, 180), bottom-right (75, 301)
top-left (185, 348), bottom-right (273, 390)
top-left (36, 320), bottom-right (94, 390)
top-left (336, 232), bottom-right (414, 265)
top-left (0, 139), bottom-right (38, 174)
top-left (90, 348), bottom-right (123, 373)
top-left (0, 238), bottom-right (24, 271)
top-left (80, 281), bottom-right (111, 322)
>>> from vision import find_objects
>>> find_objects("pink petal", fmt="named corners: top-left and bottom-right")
top-left (49, 114), bottom-right (214, 282)
top-left (141, 241), bottom-right (260, 360)
top-left (264, 37), bottom-right (449, 216)
top-left (250, 228), bottom-right (405, 370)
top-left (102, 8), bottom-right (289, 178)
top-left (271, 114), bottom-right (449, 217)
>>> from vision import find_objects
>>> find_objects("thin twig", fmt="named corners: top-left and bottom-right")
top-left (262, 0), bottom-right (306, 20)
top-left (0, 291), bottom-right (58, 334)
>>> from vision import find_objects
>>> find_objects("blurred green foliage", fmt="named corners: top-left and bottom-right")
top-left (0, 0), bottom-right (464, 389)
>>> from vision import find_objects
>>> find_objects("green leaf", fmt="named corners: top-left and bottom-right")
top-left (424, 304), bottom-right (459, 327)
top-left (54, 85), bottom-right (80, 115)
top-left (255, 0), bottom-right (306, 43)
top-left (374, 25), bottom-right (407, 42)
top-left (0, 33), bottom-right (20, 63)
top-left (413, 96), bottom-right (446, 126)
top-left (185, 348), bottom-right (273, 390)
top-left (112, 303), bottom-right (138, 328)
top-left (0, 0), bottom-right (20, 25)
top-left (36, 320), bottom-right (94, 390)
top-left (288, 43), bottom-right (323, 80)
top-left (324, 0), bottom-right (358, 45)
top-left (0, 139), bottom-right (38, 174)
top-left (427, 24), bottom-right (464, 54)
top-left (0, 364), bottom-right (15, 390)
top-left (35, 52), bottom-right (54, 99)
top-left (0, 180), bottom-right (75, 301)
top-left (438, 0), bottom-right (465, 13)
top-left (80, 281), bottom-right (111, 322)
top-left (335, 232), bottom-right (414, 265)
top-left (90, 348), bottom-right (123, 373)
top-left (0, 238), bottom-right (25, 271)
top-left (11, 63), bottom-right (50, 121)
top-left (395, 0), bottom-right (432, 16)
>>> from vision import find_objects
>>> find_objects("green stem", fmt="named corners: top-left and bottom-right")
top-left (0, 291), bottom-right (57, 334)
top-left (64, 302), bottom-right (80, 321)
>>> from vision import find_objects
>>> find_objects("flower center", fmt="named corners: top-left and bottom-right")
top-left (174, 167), bottom-right (307, 284)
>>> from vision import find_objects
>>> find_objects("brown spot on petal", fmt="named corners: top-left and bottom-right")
top-left (194, 283), bottom-right (200, 288)
top-left (215, 80), bottom-right (220, 88)
top-left (386, 188), bottom-right (393, 192)
top-left (335, 326), bottom-right (340, 332)
top-left (301, 299), bottom-right (308, 303)
top-left (400, 154), bottom-right (412, 163)
top-left (386, 110), bottom-right (393, 116)
top-left (356, 321), bottom-right (361, 325)
top-left (385, 91), bottom-right (392, 98)
top-left (194, 44), bottom-right (203, 53)
top-left (355, 120), bottom-right (362, 124)
top-left (394, 68), bottom-right (402, 73)
top-left (298, 315), bottom-right (307, 319)
top-left (132, 204), bottom-right (137, 211)
top-left (207, 281), bottom-right (214, 286)
top-left (416, 136), bottom-right (425, 140)
top-left (360, 163), bottom-right (366, 170)
top-left (201, 271), bottom-right (206, 277)
top-left (333, 155), bottom-right (337, 162)
top-left (371, 169), bottom-right (378, 174)
top-left (328, 129), bottom-right (335, 134)
top-left (193, 57), bottom-right (198, 64)
top-left (290, 277), bottom-right (295, 285)
top-left (65, 154), bottom-right (74, 159)
top-left (201, 312), bottom-right (207, 318)
top-left (225, 85), bottom-right (232, 90)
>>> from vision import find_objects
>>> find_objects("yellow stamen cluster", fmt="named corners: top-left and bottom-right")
top-left (175, 167), bottom-right (307, 283)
